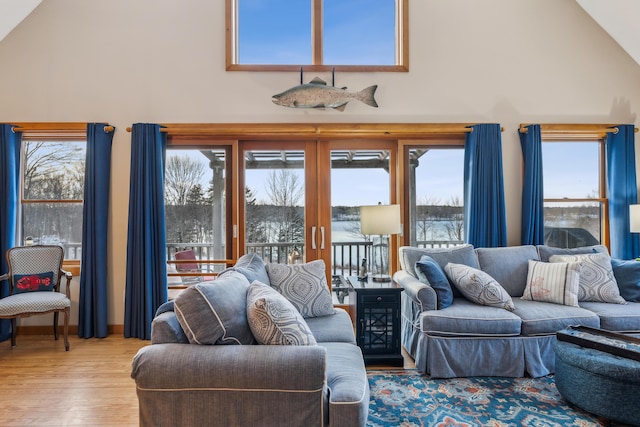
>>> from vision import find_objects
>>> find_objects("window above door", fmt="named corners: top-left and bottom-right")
top-left (226, 0), bottom-right (409, 72)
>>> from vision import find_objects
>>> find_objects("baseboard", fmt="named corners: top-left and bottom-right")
top-left (16, 324), bottom-right (125, 335)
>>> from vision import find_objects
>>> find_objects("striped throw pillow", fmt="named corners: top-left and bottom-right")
top-left (522, 260), bottom-right (581, 306)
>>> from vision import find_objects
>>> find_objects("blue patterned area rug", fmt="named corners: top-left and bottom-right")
top-left (367, 370), bottom-right (632, 427)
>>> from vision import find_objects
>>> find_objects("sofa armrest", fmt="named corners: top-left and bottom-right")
top-left (132, 344), bottom-right (327, 427)
top-left (132, 343), bottom-right (326, 391)
top-left (393, 270), bottom-right (437, 312)
top-left (150, 311), bottom-right (189, 344)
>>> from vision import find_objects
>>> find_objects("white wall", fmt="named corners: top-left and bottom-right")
top-left (1, 0), bottom-right (639, 327)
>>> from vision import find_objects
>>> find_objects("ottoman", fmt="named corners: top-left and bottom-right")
top-left (554, 338), bottom-right (640, 426)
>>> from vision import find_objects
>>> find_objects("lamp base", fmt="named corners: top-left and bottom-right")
top-left (372, 274), bottom-right (392, 283)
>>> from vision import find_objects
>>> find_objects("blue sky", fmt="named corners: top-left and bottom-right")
top-left (237, 0), bottom-right (396, 66)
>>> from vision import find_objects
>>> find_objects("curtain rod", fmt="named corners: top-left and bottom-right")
top-left (125, 123), bottom-right (504, 135)
top-left (519, 124), bottom-right (638, 135)
top-left (9, 123), bottom-right (114, 133)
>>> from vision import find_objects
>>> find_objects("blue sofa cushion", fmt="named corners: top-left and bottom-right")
top-left (174, 270), bottom-right (256, 345)
top-left (398, 244), bottom-right (479, 278)
top-left (579, 301), bottom-right (640, 333)
top-left (305, 308), bottom-right (356, 344)
top-left (220, 252), bottom-right (271, 285)
top-left (266, 260), bottom-right (335, 318)
top-left (610, 258), bottom-right (640, 302)
top-left (399, 245), bottom-right (479, 298)
top-left (444, 263), bottom-right (515, 311)
top-left (475, 245), bottom-right (539, 296)
top-left (550, 253), bottom-right (625, 304)
top-left (415, 255), bottom-right (453, 309)
top-left (420, 299), bottom-right (521, 337)
top-left (246, 281), bottom-right (317, 345)
top-left (513, 298), bottom-right (600, 335)
top-left (537, 244), bottom-right (608, 262)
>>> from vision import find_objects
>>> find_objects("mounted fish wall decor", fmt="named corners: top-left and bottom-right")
top-left (272, 68), bottom-right (378, 111)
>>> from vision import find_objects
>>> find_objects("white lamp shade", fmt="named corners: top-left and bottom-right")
top-left (630, 204), bottom-right (640, 232)
top-left (360, 204), bottom-right (402, 235)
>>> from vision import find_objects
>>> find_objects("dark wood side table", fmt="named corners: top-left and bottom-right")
top-left (347, 276), bottom-right (404, 367)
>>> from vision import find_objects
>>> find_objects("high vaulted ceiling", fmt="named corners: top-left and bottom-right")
top-left (0, 0), bottom-right (41, 43)
top-left (0, 1), bottom-right (638, 67)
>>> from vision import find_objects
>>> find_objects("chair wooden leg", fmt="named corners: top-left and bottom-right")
top-left (10, 318), bottom-right (16, 347)
top-left (53, 312), bottom-right (59, 340)
top-left (63, 309), bottom-right (70, 351)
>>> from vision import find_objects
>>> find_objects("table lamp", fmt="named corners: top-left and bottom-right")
top-left (360, 203), bottom-right (402, 282)
top-left (630, 204), bottom-right (640, 233)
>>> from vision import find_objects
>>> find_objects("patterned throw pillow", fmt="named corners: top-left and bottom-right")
top-left (174, 270), bottom-right (256, 345)
top-left (549, 253), bottom-right (626, 304)
top-left (246, 281), bottom-right (317, 346)
top-left (266, 260), bottom-right (335, 318)
top-left (13, 272), bottom-right (55, 293)
top-left (522, 260), bottom-right (581, 307)
top-left (444, 263), bottom-right (515, 311)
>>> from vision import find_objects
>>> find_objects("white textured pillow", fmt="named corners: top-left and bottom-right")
top-left (444, 263), bottom-right (515, 311)
top-left (246, 281), bottom-right (317, 346)
top-left (522, 260), bottom-right (581, 307)
top-left (549, 253), bottom-right (626, 304)
top-left (266, 260), bottom-right (335, 318)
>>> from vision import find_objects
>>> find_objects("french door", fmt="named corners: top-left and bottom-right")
top-left (239, 139), bottom-right (398, 281)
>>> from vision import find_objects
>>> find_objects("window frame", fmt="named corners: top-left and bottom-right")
top-left (225, 0), bottom-right (409, 72)
top-left (10, 122), bottom-right (97, 273)
top-left (530, 124), bottom-right (612, 249)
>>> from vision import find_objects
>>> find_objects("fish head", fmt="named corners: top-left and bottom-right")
top-left (272, 90), bottom-right (295, 107)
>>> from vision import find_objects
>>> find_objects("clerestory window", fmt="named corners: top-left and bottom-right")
top-left (226, 0), bottom-right (408, 71)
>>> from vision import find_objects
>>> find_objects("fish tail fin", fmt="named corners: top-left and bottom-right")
top-left (357, 85), bottom-right (378, 108)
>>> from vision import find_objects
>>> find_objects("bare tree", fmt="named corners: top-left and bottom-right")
top-left (416, 196), bottom-right (441, 242)
top-left (164, 154), bottom-right (206, 206)
top-left (264, 169), bottom-right (303, 207)
top-left (263, 170), bottom-right (305, 258)
top-left (443, 196), bottom-right (464, 241)
top-left (23, 141), bottom-right (85, 199)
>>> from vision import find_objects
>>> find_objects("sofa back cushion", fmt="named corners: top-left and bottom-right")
top-left (399, 244), bottom-right (479, 278)
top-left (174, 270), bottom-right (256, 345)
top-left (536, 244), bottom-right (608, 262)
top-left (219, 252), bottom-right (271, 285)
top-left (475, 245), bottom-right (539, 297)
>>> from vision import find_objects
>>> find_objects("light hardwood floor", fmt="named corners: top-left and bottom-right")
top-left (0, 334), bottom-right (414, 426)
top-left (0, 334), bottom-right (147, 426)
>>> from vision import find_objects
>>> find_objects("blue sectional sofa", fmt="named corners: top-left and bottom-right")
top-left (131, 254), bottom-right (369, 427)
top-left (394, 244), bottom-right (640, 378)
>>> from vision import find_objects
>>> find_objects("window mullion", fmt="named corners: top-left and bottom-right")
top-left (312, 0), bottom-right (323, 65)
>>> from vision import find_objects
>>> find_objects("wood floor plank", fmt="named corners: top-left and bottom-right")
top-left (0, 335), bottom-right (147, 426)
top-left (0, 334), bottom-right (415, 426)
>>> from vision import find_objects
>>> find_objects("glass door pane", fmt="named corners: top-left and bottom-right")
top-left (164, 147), bottom-right (231, 284)
top-left (330, 147), bottom-right (393, 278)
top-left (244, 147), bottom-right (307, 264)
top-left (407, 147), bottom-right (465, 248)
